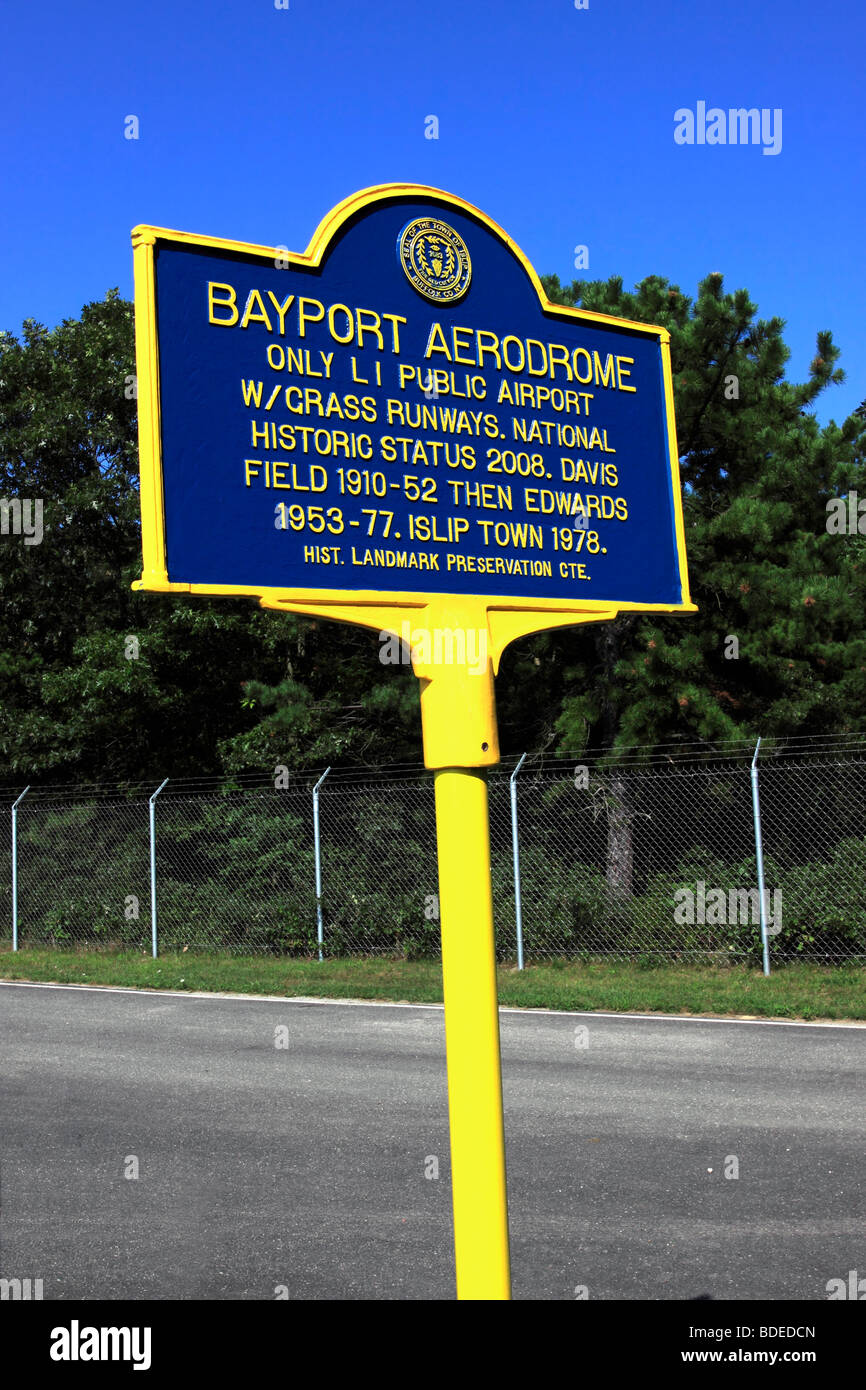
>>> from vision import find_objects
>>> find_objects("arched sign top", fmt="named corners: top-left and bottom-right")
top-left (133, 181), bottom-right (674, 340)
top-left (132, 183), bottom-right (695, 690)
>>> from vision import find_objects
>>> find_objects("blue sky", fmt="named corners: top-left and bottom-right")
top-left (1, 0), bottom-right (861, 427)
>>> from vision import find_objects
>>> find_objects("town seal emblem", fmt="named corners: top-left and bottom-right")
top-left (397, 218), bottom-right (471, 303)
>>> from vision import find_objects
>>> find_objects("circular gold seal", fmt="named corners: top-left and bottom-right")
top-left (397, 217), bottom-right (471, 303)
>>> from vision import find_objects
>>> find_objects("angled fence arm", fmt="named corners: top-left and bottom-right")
top-left (313, 768), bottom-right (331, 963)
top-left (510, 754), bottom-right (527, 970)
top-left (149, 779), bottom-right (169, 959)
top-left (11, 786), bottom-right (30, 952)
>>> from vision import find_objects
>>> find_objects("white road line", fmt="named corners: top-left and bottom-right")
top-left (0, 978), bottom-right (863, 1028)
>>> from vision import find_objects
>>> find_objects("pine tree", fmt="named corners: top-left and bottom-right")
top-left (0, 293), bottom-right (422, 782)
top-left (496, 273), bottom-right (866, 891)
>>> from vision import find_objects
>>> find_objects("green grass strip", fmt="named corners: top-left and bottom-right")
top-left (1, 947), bottom-right (864, 1021)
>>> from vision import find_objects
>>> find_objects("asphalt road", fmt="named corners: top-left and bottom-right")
top-left (0, 982), bottom-right (863, 1300)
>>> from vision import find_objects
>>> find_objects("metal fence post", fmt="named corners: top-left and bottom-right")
top-left (11, 786), bottom-right (30, 951)
top-left (750, 740), bottom-right (770, 977)
top-left (510, 754), bottom-right (527, 970)
top-left (313, 767), bottom-right (331, 962)
top-left (149, 779), bottom-right (169, 958)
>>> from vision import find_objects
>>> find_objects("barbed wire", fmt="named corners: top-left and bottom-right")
top-left (3, 730), bottom-right (866, 802)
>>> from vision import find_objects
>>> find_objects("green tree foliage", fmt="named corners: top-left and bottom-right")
top-left (0, 292), bottom-right (421, 782)
top-left (2, 282), bottom-right (864, 789)
top-left (501, 271), bottom-right (866, 757)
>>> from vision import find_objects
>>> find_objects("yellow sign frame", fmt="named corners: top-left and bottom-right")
top-left (132, 182), bottom-right (695, 768)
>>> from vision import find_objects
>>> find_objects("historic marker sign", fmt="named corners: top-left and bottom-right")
top-left (132, 184), bottom-right (694, 623)
top-left (132, 184), bottom-right (695, 1301)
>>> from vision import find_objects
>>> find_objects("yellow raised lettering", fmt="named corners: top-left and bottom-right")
top-left (476, 330), bottom-right (502, 370)
top-left (381, 312), bottom-right (407, 353)
top-left (525, 340), bottom-right (548, 378)
top-left (593, 351), bottom-right (616, 388)
top-left (327, 304), bottom-right (355, 344)
top-left (451, 326), bottom-right (475, 366)
top-left (240, 289), bottom-right (273, 332)
top-left (298, 297), bottom-right (325, 337)
top-left (209, 282), bottom-right (238, 326)
top-left (572, 348), bottom-right (593, 384)
top-left (502, 336), bottom-right (525, 373)
top-left (356, 308), bottom-right (384, 350)
top-left (548, 344), bottom-right (573, 381)
top-left (425, 322), bottom-right (452, 360)
top-left (266, 292), bottom-right (295, 336)
top-left (616, 355), bottom-right (636, 391)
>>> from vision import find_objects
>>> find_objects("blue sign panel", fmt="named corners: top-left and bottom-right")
top-left (134, 187), bottom-right (691, 612)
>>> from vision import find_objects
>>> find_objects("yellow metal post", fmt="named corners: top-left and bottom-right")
top-left (434, 767), bottom-right (511, 1300)
top-left (408, 600), bottom-right (511, 1299)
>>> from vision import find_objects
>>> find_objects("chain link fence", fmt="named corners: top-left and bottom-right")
top-left (2, 744), bottom-right (866, 964)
